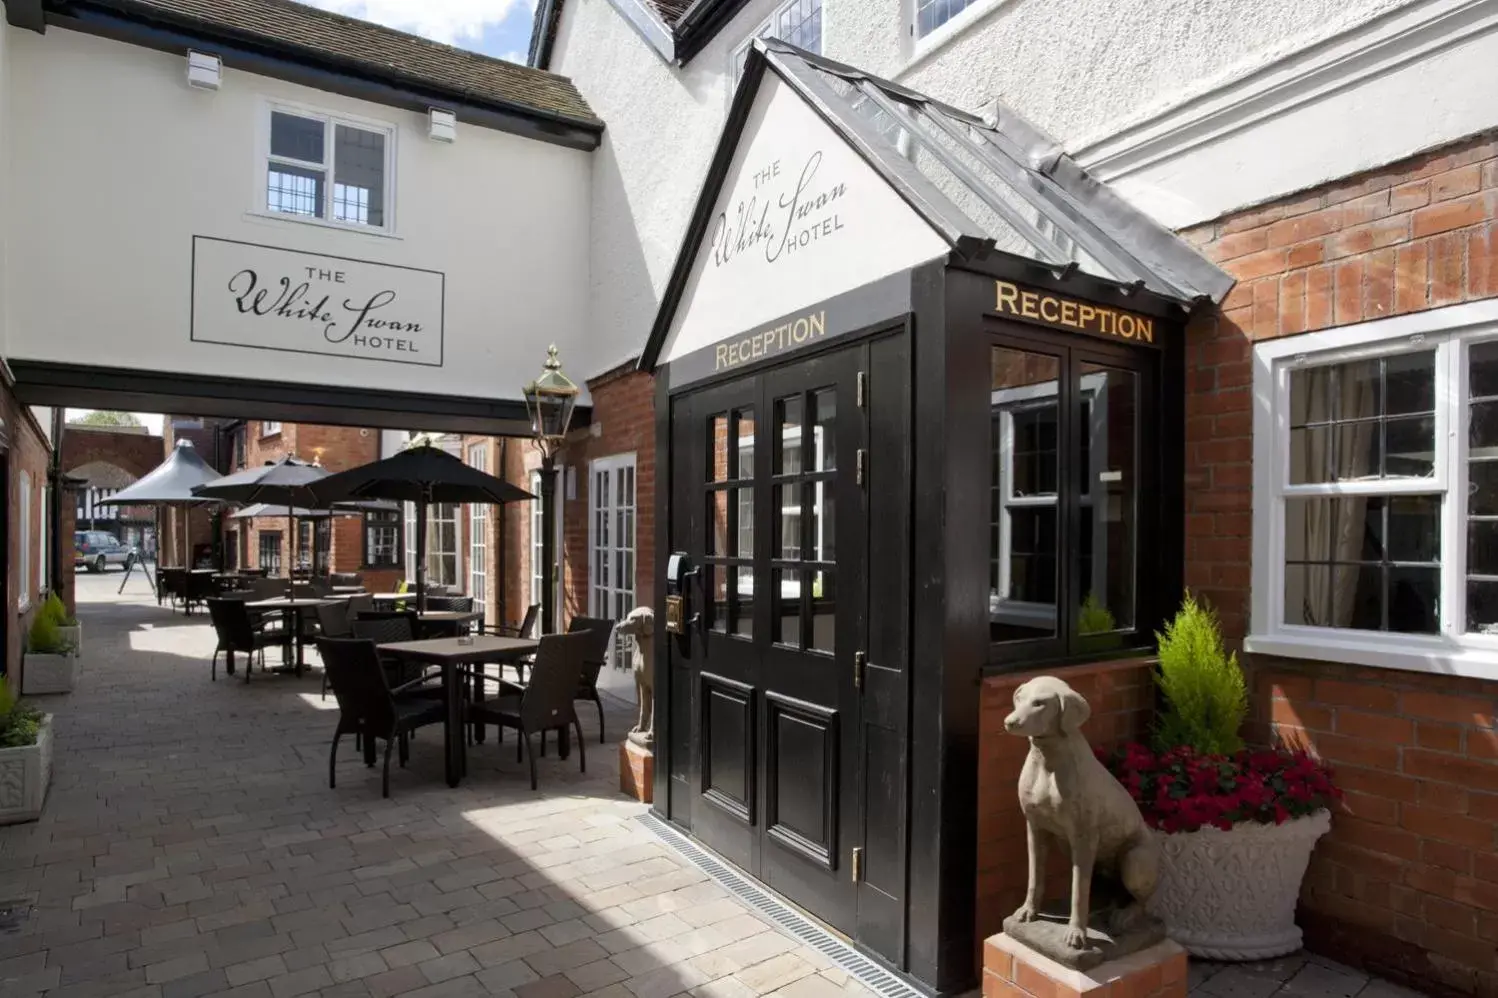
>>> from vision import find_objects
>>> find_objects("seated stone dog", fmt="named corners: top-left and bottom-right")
top-left (1004, 676), bottom-right (1160, 959)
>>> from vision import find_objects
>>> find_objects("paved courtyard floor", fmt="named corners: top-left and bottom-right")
top-left (0, 575), bottom-right (1427, 998)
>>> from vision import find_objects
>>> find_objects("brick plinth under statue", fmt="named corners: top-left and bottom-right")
top-left (984, 934), bottom-right (1187, 998)
top-left (619, 739), bottom-right (653, 803)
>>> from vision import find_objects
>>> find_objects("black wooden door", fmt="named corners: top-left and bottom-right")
top-left (669, 344), bottom-right (869, 937)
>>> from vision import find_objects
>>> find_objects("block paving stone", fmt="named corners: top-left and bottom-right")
top-left (0, 575), bottom-right (1431, 998)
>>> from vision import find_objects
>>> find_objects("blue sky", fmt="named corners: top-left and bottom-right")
top-left (304, 1), bottom-right (535, 64)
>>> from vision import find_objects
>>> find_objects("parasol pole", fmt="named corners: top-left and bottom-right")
top-left (415, 484), bottom-right (430, 614)
top-left (287, 507), bottom-right (296, 599)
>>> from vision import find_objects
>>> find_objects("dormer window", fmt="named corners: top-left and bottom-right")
top-left (263, 105), bottom-right (393, 232)
top-left (730, 0), bottom-right (822, 87)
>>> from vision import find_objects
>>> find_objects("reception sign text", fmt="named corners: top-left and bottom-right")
top-left (992, 279), bottom-right (1157, 346)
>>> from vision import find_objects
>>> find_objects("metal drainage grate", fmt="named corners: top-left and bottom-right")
top-left (638, 813), bottom-right (925, 998)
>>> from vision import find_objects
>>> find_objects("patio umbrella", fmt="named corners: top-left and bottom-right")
top-left (98, 439), bottom-right (222, 573)
top-left (194, 456), bottom-right (331, 597)
top-left (309, 443), bottom-right (534, 611)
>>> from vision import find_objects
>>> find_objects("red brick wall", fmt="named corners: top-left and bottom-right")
top-left (976, 660), bottom-right (1155, 948)
top-left (2, 388), bottom-right (58, 688)
top-left (61, 427), bottom-right (163, 481)
top-left (1181, 131), bottom-right (1498, 994)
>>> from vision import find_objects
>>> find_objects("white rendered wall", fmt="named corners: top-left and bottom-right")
top-left (552, 0), bottom-right (1498, 358)
top-left (4, 27), bottom-right (597, 404)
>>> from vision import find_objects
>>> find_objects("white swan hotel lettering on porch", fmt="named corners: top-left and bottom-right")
top-left (191, 236), bottom-right (446, 366)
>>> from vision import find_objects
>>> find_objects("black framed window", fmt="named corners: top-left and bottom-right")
top-left (258, 531), bottom-right (282, 576)
top-left (363, 509), bottom-right (401, 568)
top-left (988, 335), bottom-right (1154, 666)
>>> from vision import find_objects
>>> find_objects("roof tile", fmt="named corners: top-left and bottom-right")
top-left (81, 0), bottom-right (601, 126)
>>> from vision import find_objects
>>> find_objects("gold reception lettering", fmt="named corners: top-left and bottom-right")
top-left (992, 279), bottom-right (1155, 345)
top-left (714, 308), bottom-right (829, 372)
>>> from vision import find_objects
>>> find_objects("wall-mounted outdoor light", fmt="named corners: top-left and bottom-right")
top-left (186, 51), bottom-right (222, 91)
top-left (522, 344), bottom-right (579, 635)
top-left (428, 108), bottom-right (457, 142)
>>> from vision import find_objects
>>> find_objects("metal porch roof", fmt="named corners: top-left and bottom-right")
top-left (760, 40), bottom-right (1233, 306)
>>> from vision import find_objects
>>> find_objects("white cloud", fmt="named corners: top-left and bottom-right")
top-left (303, 0), bottom-right (531, 46)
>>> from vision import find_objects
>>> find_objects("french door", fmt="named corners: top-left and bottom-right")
top-left (667, 344), bottom-right (869, 936)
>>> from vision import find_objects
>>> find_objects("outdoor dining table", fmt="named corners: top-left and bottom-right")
top-left (376, 635), bottom-right (538, 787)
top-left (416, 610), bottom-right (483, 634)
top-left (244, 596), bottom-right (341, 671)
top-left (331, 585), bottom-right (367, 594)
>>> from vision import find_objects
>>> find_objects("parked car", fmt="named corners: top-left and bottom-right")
top-left (74, 531), bottom-right (135, 573)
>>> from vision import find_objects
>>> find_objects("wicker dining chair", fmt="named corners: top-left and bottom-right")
top-left (468, 632), bottom-right (590, 790)
top-left (317, 637), bottom-right (445, 799)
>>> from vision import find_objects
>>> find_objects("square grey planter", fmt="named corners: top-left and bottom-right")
top-left (0, 714), bottom-right (53, 825)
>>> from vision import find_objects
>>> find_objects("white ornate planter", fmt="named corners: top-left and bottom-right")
top-left (0, 715), bottom-right (53, 825)
top-left (1147, 809), bottom-right (1332, 960)
top-left (23, 652), bottom-right (77, 695)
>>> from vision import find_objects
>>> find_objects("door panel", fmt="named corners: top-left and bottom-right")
top-left (765, 692), bottom-right (838, 869)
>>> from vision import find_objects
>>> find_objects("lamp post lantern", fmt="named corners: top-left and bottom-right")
top-left (523, 345), bottom-right (579, 635)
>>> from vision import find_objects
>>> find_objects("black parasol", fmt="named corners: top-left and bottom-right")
top-left (309, 443), bottom-right (534, 611)
top-left (194, 456), bottom-right (331, 597)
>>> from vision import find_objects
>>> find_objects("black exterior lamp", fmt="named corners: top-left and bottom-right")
top-left (522, 345), bottom-right (579, 634)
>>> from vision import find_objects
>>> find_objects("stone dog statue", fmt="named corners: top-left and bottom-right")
top-left (1003, 676), bottom-right (1163, 969)
top-left (616, 606), bottom-right (655, 748)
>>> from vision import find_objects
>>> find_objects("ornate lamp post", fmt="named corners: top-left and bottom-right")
top-left (523, 345), bottom-right (579, 635)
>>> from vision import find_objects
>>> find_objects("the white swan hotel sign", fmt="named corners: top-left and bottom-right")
top-left (190, 236), bottom-right (445, 366)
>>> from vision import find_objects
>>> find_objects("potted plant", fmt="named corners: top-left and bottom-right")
top-left (23, 602), bottom-right (77, 695)
top-left (1100, 593), bottom-right (1339, 961)
top-left (0, 677), bottom-right (52, 824)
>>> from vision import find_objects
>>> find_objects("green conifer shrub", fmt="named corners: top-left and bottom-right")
top-left (1152, 592), bottom-right (1247, 756)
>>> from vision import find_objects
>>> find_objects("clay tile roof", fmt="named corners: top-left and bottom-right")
top-left (78, 0), bottom-right (601, 127)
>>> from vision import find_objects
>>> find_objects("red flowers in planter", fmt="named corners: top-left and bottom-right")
top-left (1099, 743), bottom-right (1341, 834)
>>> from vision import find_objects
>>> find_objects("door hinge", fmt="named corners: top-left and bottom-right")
top-left (852, 846), bottom-right (864, 883)
top-left (854, 650), bottom-right (866, 690)
top-left (856, 371), bottom-right (867, 409)
top-left (856, 449), bottom-right (867, 486)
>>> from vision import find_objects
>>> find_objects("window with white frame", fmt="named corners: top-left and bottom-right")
top-left (265, 107), bottom-right (391, 229)
top-left (531, 470), bottom-right (546, 609)
top-left (468, 444), bottom-right (488, 604)
top-left (39, 483), bottom-right (50, 594)
top-left (404, 501), bottom-right (417, 581)
top-left (363, 508), bottom-right (401, 568)
top-left (258, 531), bottom-right (283, 576)
top-left (1248, 307), bottom-right (1498, 677)
top-left (18, 472), bottom-right (30, 605)
top-left (590, 454), bottom-right (637, 658)
top-left (731, 0), bottom-right (822, 85)
top-left (261, 420), bottom-right (282, 436)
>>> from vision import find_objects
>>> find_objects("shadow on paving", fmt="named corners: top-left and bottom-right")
top-left (0, 580), bottom-right (867, 998)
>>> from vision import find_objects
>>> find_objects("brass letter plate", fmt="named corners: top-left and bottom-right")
top-left (664, 595), bottom-right (684, 634)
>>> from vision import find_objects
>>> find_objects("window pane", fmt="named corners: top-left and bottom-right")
top-left (270, 112), bottom-right (324, 163)
top-left (777, 396), bottom-right (802, 475)
top-left (735, 408), bottom-right (755, 479)
top-left (1288, 353), bottom-right (1434, 482)
top-left (333, 125), bottom-right (385, 227)
top-left (991, 346), bottom-right (1060, 644)
top-left (710, 415), bottom-right (728, 482)
top-left (811, 390), bottom-right (836, 471)
top-left (915, 0), bottom-right (973, 37)
top-left (267, 164), bottom-right (325, 218)
top-left (735, 487), bottom-right (754, 557)
top-left (1079, 364), bottom-right (1136, 634)
top-left (1471, 341), bottom-right (1498, 398)
top-left (810, 570), bottom-right (835, 653)
top-left (733, 566), bottom-right (755, 637)
top-left (711, 564), bottom-right (728, 632)
top-left (809, 482), bottom-right (834, 563)
top-left (774, 568), bottom-right (800, 647)
top-left (1283, 496), bottom-right (1440, 633)
top-left (777, 483), bottom-right (800, 560)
